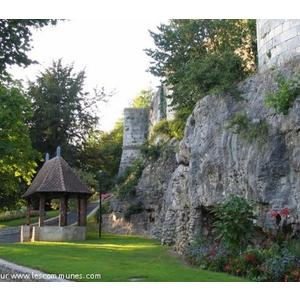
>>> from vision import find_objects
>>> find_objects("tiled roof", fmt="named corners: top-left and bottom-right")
top-left (22, 156), bottom-right (93, 199)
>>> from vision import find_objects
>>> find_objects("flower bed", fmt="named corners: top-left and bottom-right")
top-left (184, 241), bottom-right (300, 282)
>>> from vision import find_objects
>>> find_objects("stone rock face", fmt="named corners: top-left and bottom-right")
top-left (105, 64), bottom-right (300, 252)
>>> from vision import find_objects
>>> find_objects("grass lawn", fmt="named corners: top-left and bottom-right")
top-left (0, 210), bottom-right (59, 228)
top-left (0, 222), bottom-right (248, 282)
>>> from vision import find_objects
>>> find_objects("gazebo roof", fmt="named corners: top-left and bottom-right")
top-left (22, 148), bottom-right (93, 199)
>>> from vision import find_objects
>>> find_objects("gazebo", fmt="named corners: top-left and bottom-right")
top-left (21, 147), bottom-right (93, 242)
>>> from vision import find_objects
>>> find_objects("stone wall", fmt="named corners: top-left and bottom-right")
top-left (257, 19), bottom-right (300, 72)
top-left (29, 226), bottom-right (87, 242)
top-left (106, 62), bottom-right (300, 252)
top-left (118, 108), bottom-right (149, 174)
top-left (150, 86), bottom-right (175, 127)
top-left (110, 20), bottom-right (300, 252)
top-left (118, 87), bottom-right (175, 175)
top-left (0, 226), bottom-right (20, 236)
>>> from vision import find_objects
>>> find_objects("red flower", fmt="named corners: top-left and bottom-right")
top-left (280, 208), bottom-right (290, 219)
top-left (245, 254), bottom-right (251, 260)
top-left (284, 274), bottom-right (289, 282)
top-left (269, 211), bottom-right (278, 218)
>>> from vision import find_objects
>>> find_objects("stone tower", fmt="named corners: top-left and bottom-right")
top-left (257, 19), bottom-right (300, 72)
top-left (118, 108), bottom-right (149, 174)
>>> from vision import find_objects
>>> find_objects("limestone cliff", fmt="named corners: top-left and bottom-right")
top-left (104, 63), bottom-right (300, 252)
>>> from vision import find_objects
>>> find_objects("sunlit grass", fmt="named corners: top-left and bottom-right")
top-left (0, 222), bottom-right (248, 282)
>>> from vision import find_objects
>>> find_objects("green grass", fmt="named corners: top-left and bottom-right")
top-left (0, 210), bottom-right (59, 228)
top-left (0, 222), bottom-right (248, 282)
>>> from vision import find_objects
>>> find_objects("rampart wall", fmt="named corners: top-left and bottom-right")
top-left (118, 108), bottom-right (149, 174)
top-left (257, 19), bottom-right (300, 72)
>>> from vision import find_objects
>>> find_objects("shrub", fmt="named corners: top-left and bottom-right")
top-left (93, 201), bottom-right (110, 223)
top-left (115, 160), bottom-right (144, 200)
top-left (212, 195), bottom-right (256, 251)
top-left (150, 119), bottom-right (173, 140)
top-left (265, 71), bottom-right (300, 114)
top-left (0, 206), bottom-right (39, 222)
top-left (140, 141), bottom-right (163, 161)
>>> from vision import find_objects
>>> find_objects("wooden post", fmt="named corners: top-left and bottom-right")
top-left (39, 195), bottom-right (45, 227)
top-left (26, 199), bottom-right (31, 226)
top-left (77, 196), bottom-right (81, 226)
top-left (79, 197), bottom-right (87, 226)
top-left (59, 195), bottom-right (68, 227)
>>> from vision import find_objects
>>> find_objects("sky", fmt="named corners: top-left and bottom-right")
top-left (9, 19), bottom-right (165, 132)
top-left (5, 1), bottom-right (295, 133)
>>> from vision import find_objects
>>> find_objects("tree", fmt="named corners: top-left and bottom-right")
top-left (0, 19), bottom-right (57, 210)
top-left (0, 19), bottom-right (58, 74)
top-left (129, 88), bottom-right (154, 108)
top-left (78, 88), bottom-right (154, 190)
top-left (27, 59), bottom-right (112, 166)
top-left (78, 118), bottom-right (123, 189)
top-left (145, 19), bottom-right (257, 110)
top-left (0, 80), bottom-right (39, 210)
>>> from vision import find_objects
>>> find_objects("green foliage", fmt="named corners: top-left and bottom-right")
top-left (0, 206), bottom-right (39, 222)
top-left (212, 195), bottom-right (256, 251)
top-left (27, 59), bottom-right (113, 166)
top-left (124, 201), bottom-right (144, 221)
top-left (0, 210), bottom-right (59, 228)
top-left (116, 160), bottom-right (144, 200)
top-left (168, 107), bottom-right (193, 140)
top-left (186, 50), bottom-right (247, 97)
top-left (0, 19), bottom-right (58, 74)
top-left (245, 121), bottom-right (268, 145)
top-left (224, 113), bottom-right (268, 147)
top-left (149, 106), bottom-right (193, 145)
top-left (265, 72), bottom-right (300, 114)
top-left (224, 113), bottom-right (249, 134)
top-left (140, 141), bottom-right (163, 161)
top-left (0, 81), bottom-right (40, 210)
top-left (79, 119), bottom-right (123, 190)
top-left (151, 119), bottom-right (173, 139)
top-left (93, 201), bottom-right (110, 223)
top-left (0, 20), bottom-right (58, 210)
top-left (129, 88), bottom-right (154, 108)
top-left (0, 232), bottom-right (245, 282)
top-left (145, 19), bottom-right (257, 111)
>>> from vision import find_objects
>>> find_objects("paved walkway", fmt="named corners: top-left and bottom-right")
top-left (0, 201), bottom-right (100, 244)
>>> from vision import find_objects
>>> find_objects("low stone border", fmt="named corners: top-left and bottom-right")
top-left (0, 258), bottom-right (70, 282)
top-left (0, 226), bottom-right (20, 236)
